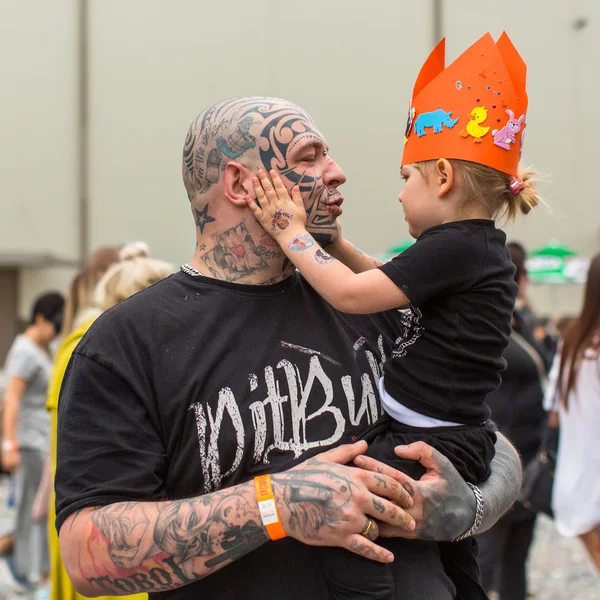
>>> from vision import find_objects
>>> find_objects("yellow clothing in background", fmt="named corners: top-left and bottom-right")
top-left (47, 321), bottom-right (146, 600)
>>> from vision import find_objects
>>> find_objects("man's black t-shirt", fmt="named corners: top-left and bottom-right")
top-left (56, 271), bottom-right (428, 599)
top-left (379, 220), bottom-right (517, 425)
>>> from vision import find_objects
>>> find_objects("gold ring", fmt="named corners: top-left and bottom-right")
top-left (360, 519), bottom-right (374, 537)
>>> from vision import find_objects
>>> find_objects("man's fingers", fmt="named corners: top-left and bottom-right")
top-left (377, 522), bottom-right (417, 540)
top-left (347, 535), bottom-right (394, 564)
top-left (394, 441), bottom-right (448, 474)
top-left (320, 441), bottom-right (368, 465)
top-left (362, 518), bottom-right (380, 542)
top-left (353, 455), bottom-right (417, 504)
top-left (364, 492), bottom-right (416, 532)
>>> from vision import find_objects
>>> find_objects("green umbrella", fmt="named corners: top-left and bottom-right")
top-left (526, 241), bottom-right (580, 284)
top-left (376, 240), bottom-right (414, 262)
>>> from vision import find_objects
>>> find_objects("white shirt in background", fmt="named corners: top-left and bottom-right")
top-left (544, 346), bottom-right (600, 537)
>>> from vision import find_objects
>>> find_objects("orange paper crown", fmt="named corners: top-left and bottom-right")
top-left (402, 32), bottom-right (528, 176)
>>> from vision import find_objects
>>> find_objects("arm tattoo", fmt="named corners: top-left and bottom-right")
top-left (82, 485), bottom-right (268, 595)
top-left (271, 461), bottom-right (358, 539)
top-left (314, 249), bottom-right (335, 264)
top-left (270, 209), bottom-right (293, 231)
top-left (288, 234), bottom-right (315, 252)
top-left (477, 433), bottom-right (522, 533)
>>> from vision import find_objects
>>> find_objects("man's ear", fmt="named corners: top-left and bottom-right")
top-left (435, 159), bottom-right (455, 198)
top-left (223, 162), bottom-right (254, 207)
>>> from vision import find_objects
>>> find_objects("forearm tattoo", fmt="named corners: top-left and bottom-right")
top-left (270, 209), bottom-right (294, 231)
top-left (315, 249), bottom-right (335, 264)
top-left (82, 485), bottom-right (268, 595)
top-left (477, 434), bottom-right (522, 533)
top-left (288, 234), bottom-right (315, 252)
top-left (77, 456), bottom-right (367, 595)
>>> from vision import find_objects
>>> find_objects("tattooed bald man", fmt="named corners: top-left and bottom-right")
top-left (56, 98), bottom-right (521, 600)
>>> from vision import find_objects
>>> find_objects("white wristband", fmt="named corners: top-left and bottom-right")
top-left (2, 440), bottom-right (18, 452)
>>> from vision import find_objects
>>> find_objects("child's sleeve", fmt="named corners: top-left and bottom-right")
top-left (378, 227), bottom-right (484, 306)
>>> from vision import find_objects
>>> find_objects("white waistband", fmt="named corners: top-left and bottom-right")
top-left (378, 378), bottom-right (464, 428)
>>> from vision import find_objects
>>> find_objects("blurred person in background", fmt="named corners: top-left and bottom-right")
top-left (59, 245), bottom-right (121, 338)
top-left (507, 242), bottom-right (536, 335)
top-left (0, 292), bottom-right (64, 589)
top-left (476, 243), bottom-right (549, 600)
top-left (47, 242), bottom-right (171, 600)
top-left (544, 252), bottom-right (600, 573)
top-left (44, 245), bottom-right (120, 600)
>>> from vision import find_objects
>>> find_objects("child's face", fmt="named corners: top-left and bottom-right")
top-left (398, 164), bottom-right (445, 238)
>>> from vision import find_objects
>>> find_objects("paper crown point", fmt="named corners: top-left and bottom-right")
top-left (402, 32), bottom-right (528, 177)
top-left (413, 38), bottom-right (446, 99)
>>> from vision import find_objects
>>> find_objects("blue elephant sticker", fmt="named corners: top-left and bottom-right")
top-left (414, 109), bottom-right (459, 137)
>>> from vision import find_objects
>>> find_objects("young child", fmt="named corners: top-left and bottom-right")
top-left (248, 33), bottom-right (538, 600)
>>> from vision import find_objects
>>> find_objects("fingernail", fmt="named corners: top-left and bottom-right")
top-left (354, 456), bottom-right (365, 466)
top-left (395, 445), bottom-right (408, 451)
top-left (252, 177), bottom-right (259, 184)
top-left (386, 553), bottom-right (394, 563)
top-left (409, 520), bottom-right (416, 531)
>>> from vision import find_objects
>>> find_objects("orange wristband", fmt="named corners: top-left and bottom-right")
top-left (254, 474), bottom-right (286, 541)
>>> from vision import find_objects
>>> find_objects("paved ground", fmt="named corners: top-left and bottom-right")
top-left (0, 476), bottom-right (596, 598)
top-left (527, 514), bottom-right (599, 599)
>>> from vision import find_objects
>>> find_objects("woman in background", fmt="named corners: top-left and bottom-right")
top-left (47, 242), bottom-right (172, 600)
top-left (545, 252), bottom-right (600, 572)
top-left (476, 243), bottom-right (548, 600)
top-left (1, 292), bottom-right (64, 588)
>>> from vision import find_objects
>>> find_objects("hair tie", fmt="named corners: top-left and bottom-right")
top-left (509, 178), bottom-right (526, 196)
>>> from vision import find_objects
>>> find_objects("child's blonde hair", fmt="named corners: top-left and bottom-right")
top-left (413, 159), bottom-right (540, 222)
top-left (94, 242), bottom-right (173, 311)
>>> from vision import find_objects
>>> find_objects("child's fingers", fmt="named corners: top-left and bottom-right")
top-left (291, 185), bottom-right (305, 212)
top-left (270, 170), bottom-right (290, 202)
top-left (257, 170), bottom-right (279, 205)
top-left (245, 192), bottom-right (262, 219)
top-left (252, 176), bottom-right (268, 209)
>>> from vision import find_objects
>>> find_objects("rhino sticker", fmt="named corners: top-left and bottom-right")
top-left (413, 109), bottom-right (459, 137)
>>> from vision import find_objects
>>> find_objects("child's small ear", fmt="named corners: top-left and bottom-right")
top-left (436, 158), bottom-right (455, 198)
top-left (223, 162), bottom-right (254, 207)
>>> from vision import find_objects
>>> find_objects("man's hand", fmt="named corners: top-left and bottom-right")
top-left (271, 441), bottom-right (416, 564)
top-left (354, 441), bottom-right (476, 541)
top-left (247, 169), bottom-right (307, 237)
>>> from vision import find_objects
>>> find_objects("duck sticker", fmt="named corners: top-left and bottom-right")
top-left (492, 109), bottom-right (526, 150)
top-left (460, 106), bottom-right (490, 143)
top-left (413, 109), bottom-right (459, 137)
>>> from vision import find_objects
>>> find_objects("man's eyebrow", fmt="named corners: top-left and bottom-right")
top-left (289, 139), bottom-right (324, 155)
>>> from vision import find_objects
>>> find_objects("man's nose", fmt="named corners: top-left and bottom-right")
top-left (324, 159), bottom-right (347, 188)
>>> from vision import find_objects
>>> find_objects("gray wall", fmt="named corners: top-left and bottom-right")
top-left (2, 0), bottom-right (599, 319)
